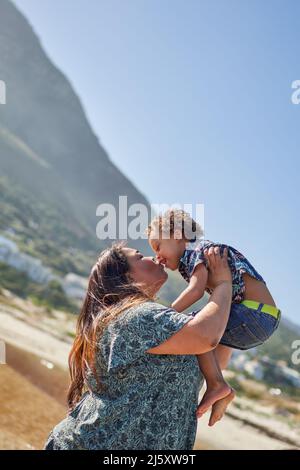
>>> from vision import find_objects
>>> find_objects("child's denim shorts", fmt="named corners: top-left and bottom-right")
top-left (191, 302), bottom-right (281, 350)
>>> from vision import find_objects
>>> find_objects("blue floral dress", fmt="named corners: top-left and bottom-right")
top-left (44, 301), bottom-right (203, 450)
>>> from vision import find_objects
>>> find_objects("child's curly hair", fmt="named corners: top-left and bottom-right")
top-left (147, 209), bottom-right (204, 241)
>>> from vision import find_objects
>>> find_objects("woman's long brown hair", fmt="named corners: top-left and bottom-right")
top-left (67, 242), bottom-right (152, 411)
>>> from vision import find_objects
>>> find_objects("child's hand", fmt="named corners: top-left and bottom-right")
top-left (204, 246), bottom-right (231, 289)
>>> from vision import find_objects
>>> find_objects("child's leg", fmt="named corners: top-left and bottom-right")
top-left (214, 344), bottom-right (233, 370)
top-left (196, 350), bottom-right (232, 418)
top-left (205, 345), bottom-right (235, 426)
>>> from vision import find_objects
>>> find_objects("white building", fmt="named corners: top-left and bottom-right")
top-left (0, 235), bottom-right (18, 256)
top-left (0, 234), bottom-right (89, 301)
top-left (63, 273), bottom-right (88, 300)
top-left (230, 352), bottom-right (248, 371)
top-left (0, 234), bottom-right (54, 284)
top-left (280, 366), bottom-right (300, 388)
top-left (244, 360), bottom-right (264, 381)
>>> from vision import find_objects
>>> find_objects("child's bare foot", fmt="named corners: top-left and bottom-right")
top-left (196, 381), bottom-right (232, 418)
top-left (208, 388), bottom-right (235, 426)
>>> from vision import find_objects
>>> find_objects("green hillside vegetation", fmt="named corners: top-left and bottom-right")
top-left (0, 175), bottom-right (98, 277)
top-left (0, 262), bottom-right (76, 312)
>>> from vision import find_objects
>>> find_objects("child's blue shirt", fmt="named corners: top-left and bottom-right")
top-left (178, 240), bottom-right (266, 303)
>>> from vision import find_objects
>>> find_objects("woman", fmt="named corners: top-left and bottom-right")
top-left (44, 243), bottom-right (233, 450)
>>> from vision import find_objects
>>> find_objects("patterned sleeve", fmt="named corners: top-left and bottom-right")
top-left (99, 301), bottom-right (193, 371)
top-left (186, 249), bottom-right (208, 278)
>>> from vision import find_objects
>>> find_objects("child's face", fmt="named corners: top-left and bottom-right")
top-left (149, 236), bottom-right (186, 270)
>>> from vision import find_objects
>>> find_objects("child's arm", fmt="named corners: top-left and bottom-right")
top-left (171, 263), bottom-right (208, 313)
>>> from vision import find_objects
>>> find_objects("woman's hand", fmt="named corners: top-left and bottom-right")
top-left (204, 246), bottom-right (232, 289)
top-left (147, 246), bottom-right (233, 356)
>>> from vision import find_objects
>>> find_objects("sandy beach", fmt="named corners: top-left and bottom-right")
top-left (195, 414), bottom-right (293, 450)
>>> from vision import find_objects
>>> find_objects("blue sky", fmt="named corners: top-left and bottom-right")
top-left (13, 0), bottom-right (300, 324)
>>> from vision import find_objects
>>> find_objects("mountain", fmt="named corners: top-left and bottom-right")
top-left (0, 0), bottom-right (151, 276)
